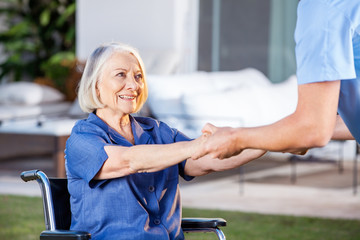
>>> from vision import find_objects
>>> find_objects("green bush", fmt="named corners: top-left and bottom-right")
top-left (0, 0), bottom-right (76, 89)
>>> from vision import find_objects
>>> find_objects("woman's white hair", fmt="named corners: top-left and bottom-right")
top-left (78, 42), bottom-right (148, 113)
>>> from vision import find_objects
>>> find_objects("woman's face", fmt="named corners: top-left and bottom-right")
top-left (97, 51), bottom-right (144, 116)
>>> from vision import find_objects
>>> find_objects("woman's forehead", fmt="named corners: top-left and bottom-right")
top-left (106, 51), bottom-right (140, 69)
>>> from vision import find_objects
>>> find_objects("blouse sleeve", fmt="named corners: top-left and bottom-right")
top-left (65, 126), bottom-right (110, 187)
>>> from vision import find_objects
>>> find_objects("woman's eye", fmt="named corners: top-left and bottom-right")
top-left (116, 72), bottom-right (126, 77)
top-left (135, 73), bottom-right (143, 81)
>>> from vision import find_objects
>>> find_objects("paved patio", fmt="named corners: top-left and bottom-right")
top-left (180, 154), bottom-right (360, 220)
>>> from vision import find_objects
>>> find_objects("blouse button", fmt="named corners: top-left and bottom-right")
top-left (154, 219), bottom-right (161, 225)
top-left (148, 185), bottom-right (155, 192)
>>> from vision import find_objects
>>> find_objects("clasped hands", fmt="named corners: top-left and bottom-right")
top-left (193, 123), bottom-right (309, 160)
top-left (192, 123), bottom-right (242, 160)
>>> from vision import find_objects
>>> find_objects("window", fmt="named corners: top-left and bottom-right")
top-left (198, 0), bottom-right (298, 83)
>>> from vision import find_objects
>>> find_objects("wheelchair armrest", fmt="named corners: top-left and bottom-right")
top-left (181, 217), bottom-right (227, 229)
top-left (40, 230), bottom-right (91, 240)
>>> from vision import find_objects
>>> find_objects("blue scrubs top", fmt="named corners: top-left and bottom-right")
top-left (65, 113), bottom-right (193, 240)
top-left (295, 0), bottom-right (360, 143)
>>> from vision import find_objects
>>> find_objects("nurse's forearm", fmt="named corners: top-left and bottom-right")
top-left (234, 82), bottom-right (340, 153)
top-left (234, 113), bottom-right (328, 152)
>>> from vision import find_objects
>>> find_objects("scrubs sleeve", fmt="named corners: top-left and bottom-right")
top-left (65, 132), bottom-right (109, 187)
top-left (295, 0), bottom-right (356, 84)
top-left (173, 129), bottom-right (194, 181)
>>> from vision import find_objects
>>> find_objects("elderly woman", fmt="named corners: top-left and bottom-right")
top-left (65, 42), bottom-right (265, 240)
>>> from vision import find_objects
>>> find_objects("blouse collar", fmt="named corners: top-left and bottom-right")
top-left (88, 113), bottom-right (154, 146)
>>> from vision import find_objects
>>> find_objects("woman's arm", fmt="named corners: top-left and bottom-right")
top-left (95, 135), bottom-right (206, 179)
top-left (184, 149), bottom-right (266, 176)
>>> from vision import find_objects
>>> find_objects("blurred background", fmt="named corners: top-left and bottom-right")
top-left (0, 0), bottom-right (359, 224)
top-left (74, 0), bottom-right (297, 81)
top-left (0, 0), bottom-right (297, 84)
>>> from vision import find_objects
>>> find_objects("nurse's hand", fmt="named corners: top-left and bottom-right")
top-left (192, 123), bottom-right (243, 160)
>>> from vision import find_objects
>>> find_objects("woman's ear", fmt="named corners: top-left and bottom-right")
top-left (95, 88), bottom-right (103, 105)
top-left (95, 81), bottom-right (101, 99)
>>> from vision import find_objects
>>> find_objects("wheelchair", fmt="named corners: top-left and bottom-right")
top-left (21, 170), bottom-right (227, 240)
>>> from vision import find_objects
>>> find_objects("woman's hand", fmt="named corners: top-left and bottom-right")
top-left (185, 148), bottom-right (267, 176)
top-left (192, 123), bottom-right (244, 160)
top-left (288, 149), bottom-right (309, 155)
top-left (189, 131), bottom-right (211, 159)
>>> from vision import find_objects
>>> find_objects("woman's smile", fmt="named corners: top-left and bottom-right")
top-left (118, 94), bottom-right (136, 100)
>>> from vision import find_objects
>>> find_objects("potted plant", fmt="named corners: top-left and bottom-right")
top-left (0, 0), bottom-right (77, 100)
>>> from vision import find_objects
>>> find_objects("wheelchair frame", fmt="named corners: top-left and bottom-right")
top-left (21, 169), bottom-right (226, 240)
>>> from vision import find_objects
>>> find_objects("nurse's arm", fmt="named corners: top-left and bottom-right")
top-left (239, 81), bottom-right (340, 154)
top-left (94, 136), bottom-right (206, 179)
top-left (184, 149), bottom-right (266, 176)
top-left (191, 81), bottom-right (341, 160)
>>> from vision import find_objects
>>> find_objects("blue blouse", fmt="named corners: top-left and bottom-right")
top-left (65, 113), bottom-right (193, 240)
top-left (295, 0), bottom-right (360, 143)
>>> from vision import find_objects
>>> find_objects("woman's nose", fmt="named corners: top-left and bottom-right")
top-left (125, 76), bottom-right (139, 90)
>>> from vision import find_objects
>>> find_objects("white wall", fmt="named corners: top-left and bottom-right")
top-left (76, 0), bottom-right (199, 73)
